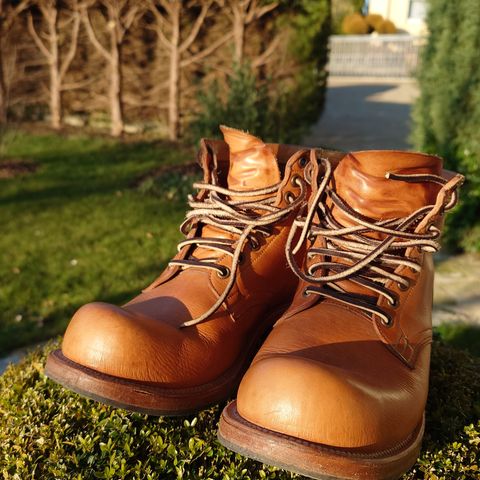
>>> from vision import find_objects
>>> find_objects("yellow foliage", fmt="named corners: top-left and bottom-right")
top-left (341, 12), bottom-right (369, 35)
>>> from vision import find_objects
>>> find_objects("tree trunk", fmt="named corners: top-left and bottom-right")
top-left (49, 10), bottom-right (61, 129)
top-left (110, 36), bottom-right (123, 137)
top-left (232, 6), bottom-right (245, 64)
top-left (0, 48), bottom-right (7, 125)
top-left (168, 2), bottom-right (180, 141)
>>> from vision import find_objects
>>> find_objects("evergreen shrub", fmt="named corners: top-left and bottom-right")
top-left (189, 0), bottom-right (330, 145)
top-left (412, 0), bottom-right (480, 252)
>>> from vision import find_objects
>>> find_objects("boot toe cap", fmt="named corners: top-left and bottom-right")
top-left (236, 354), bottom-right (420, 451)
top-left (61, 301), bottom-right (183, 383)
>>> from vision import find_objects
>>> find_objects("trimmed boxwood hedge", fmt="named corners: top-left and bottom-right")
top-left (1, 340), bottom-right (479, 479)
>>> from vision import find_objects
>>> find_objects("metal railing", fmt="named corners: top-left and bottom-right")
top-left (328, 34), bottom-right (426, 77)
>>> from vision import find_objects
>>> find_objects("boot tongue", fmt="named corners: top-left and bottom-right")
top-left (220, 125), bottom-right (280, 199)
top-left (321, 151), bottom-right (443, 296)
top-left (332, 151), bottom-right (443, 224)
top-left (192, 127), bottom-right (281, 261)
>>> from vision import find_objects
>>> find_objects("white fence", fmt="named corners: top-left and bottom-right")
top-left (328, 34), bottom-right (426, 77)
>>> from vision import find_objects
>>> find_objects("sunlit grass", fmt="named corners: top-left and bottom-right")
top-left (0, 131), bottom-right (191, 354)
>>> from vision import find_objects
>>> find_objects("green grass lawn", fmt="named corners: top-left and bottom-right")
top-left (0, 131), bottom-right (191, 355)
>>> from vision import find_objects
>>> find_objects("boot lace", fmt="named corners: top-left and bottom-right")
top-left (172, 177), bottom-right (307, 327)
top-left (286, 156), bottom-right (459, 327)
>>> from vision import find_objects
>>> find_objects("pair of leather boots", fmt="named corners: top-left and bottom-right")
top-left (46, 126), bottom-right (463, 480)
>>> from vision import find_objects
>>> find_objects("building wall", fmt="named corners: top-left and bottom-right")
top-left (368, 0), bottom-right (428, 35)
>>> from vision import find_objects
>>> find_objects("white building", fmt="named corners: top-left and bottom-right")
top-left (368, 0), bottom-right (428, 35)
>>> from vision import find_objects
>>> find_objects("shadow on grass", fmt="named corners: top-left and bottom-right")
top-left (0, 287), bottom-right (141, 356)
top-left (434, 322), bottom-right (480, 358)
top-left (0, 138), bottom-right (191, 209)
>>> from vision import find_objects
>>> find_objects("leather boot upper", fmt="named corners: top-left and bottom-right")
top-left (236, 150), bottom-right (463, 451)
top-left (61, 127), bottom-right (343, 387)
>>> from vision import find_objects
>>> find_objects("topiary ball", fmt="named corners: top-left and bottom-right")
top-left (341, 13), bottom-right (370, 35)
top-left (376, 19), bottom-right (397, 34)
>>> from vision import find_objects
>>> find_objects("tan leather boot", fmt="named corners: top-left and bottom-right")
top-left (45, 127), bottom-right (343, 415)
top-left (218, 151), bottom-right (463, 479)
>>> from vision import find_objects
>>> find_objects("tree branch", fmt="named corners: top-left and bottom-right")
top-left (116, 3), bottom-right (141, 41)
top-left (179, 0), bottom-right (212, 53)
top-left (61, 77), bottom-right (96, 91)
top-left (81, 7), bottom-right (111, 61)
top-left (27, 12), bottom-right (52, 60)
top-left (246, 0), bottom-right (278, 23)
top-left (180, 31), bottom-right (233, 67)
top-left (252, 35), bottom-right (280, 68)
top-left (4, 0), bottom-right (30, 32)
top-left (147, 1), bottom-right (172, 50)
top-left (60, 10), bottom-right (80, 81)
top-left (155, 0), bottom-right (173, 15)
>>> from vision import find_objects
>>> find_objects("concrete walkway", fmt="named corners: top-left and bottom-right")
top-left (304, 76), bottom-right (419, 151)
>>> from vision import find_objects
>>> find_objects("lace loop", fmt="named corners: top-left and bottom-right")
top-left (174, 176), bottom-right (307, 328)
top-left (286, 157), bottom-right (460, 326)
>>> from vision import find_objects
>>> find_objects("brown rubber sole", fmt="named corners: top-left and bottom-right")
top-left (44, 305), bottom-right (287, 416)
top-left (218, 401), bottom-right (424, 480)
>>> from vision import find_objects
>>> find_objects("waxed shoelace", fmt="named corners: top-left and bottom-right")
top-left (286, 156), bottom-right (460, 326)
top-left (171, 177), bottom-right (307, 327)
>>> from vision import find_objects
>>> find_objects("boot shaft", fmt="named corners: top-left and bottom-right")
top-left (286, 150), bottom-right (464, 366)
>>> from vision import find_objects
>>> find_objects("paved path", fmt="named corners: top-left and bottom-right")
top-left (304, 76), bottom-right (418, 151)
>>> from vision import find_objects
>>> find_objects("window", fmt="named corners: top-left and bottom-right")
top-left (409, 0), bottom-right (427, 20)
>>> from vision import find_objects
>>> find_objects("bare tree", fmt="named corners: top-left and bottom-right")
top-left (147, 0), bottom-right (232, 141)
top-left (27, 0), bottom-right (80, 129)
top-left (223, 0), bottom-right (279, 65)
top-left (81, 0), bottom-right (139, 136)
top-left (0, 0), bottom-right (30, 124)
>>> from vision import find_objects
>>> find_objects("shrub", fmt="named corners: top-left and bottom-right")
top-left (0, 340), bottom-right (478, 478)
top-left (412, 0), bottom-right (480, 252)
top-left (189, 64), bottom-right (271, 144)
top-left (376, 19), bottom-right (397, 34)
top-left (341, 12), bottom-right (369, 34)
top-left (365, 13), bottom-right (384, 31)
top-left (189, 0), bottom-right (330, 145)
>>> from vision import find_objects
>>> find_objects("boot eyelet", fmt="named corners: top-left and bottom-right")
top-left (250, 238), bottom-right (261, 250)
top-left (302, 288), bottom-right (311, 297)
top-left (291, 175), bottom-right (302, 188)
top-left (398, 281), bottom-right (409, 291)
top-left (388, 297), bottom-right (399, 308)
top-left (381, 316), bottom-right (394, 327)
top-left (284, 192), bottom-right (296, 204)
top-left (217, 266), bottom-right (230, 278)
top-left (299, 157), bottom-right (308, 168)
top-left (238, 253), bottom-right (245, 264)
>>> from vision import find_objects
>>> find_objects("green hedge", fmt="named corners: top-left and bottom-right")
top-left (412, 0), bottom-right (480, 252)
top-left (1, 340), bottom-right (478, 479)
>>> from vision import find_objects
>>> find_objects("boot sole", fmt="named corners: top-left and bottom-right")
top-left (44, 305), bottom-right (287, 416)
top-left (218, 401), bottom-right (424, 480)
